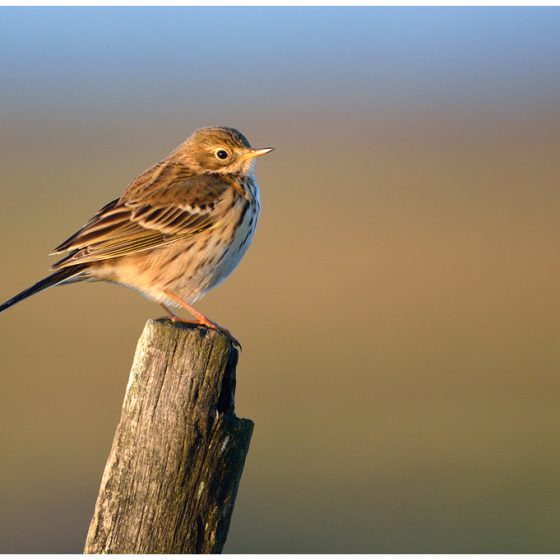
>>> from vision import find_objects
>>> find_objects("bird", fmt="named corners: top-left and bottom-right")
top-left (0, 126), bottom-right (273, 347)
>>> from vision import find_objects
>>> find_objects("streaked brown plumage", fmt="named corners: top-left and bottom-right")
top-left (0, 126), bottom-right (273, 346)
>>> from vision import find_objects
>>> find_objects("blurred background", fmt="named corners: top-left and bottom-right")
top-left (1, 7), bottom-right (560, 553)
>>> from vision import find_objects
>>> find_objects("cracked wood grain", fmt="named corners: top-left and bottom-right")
top-left (84, 319), bottom-right (254, 554)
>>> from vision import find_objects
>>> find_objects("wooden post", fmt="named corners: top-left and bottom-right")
top-left (84, 319), bottom-right (254, 554)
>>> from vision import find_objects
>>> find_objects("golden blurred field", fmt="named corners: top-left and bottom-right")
top-left (1, 7), bottom-right (560, 553)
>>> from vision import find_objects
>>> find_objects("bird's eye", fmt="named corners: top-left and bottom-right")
top-left (215, 149), bottom-right (229, 160)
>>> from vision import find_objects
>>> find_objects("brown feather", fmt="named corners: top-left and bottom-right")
top-left (50, 162), bottom-right (238, 270)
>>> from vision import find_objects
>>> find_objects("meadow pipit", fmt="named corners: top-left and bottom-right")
top-left (0, 127), bottom-right (273, 346)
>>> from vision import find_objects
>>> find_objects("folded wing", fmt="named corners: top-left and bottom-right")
top-left (50, 167), bottom-right (232, 269)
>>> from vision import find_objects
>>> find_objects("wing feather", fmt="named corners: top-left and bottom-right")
top-left (51, 165), bottom-right (234, 269)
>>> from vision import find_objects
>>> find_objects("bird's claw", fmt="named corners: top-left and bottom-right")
top-left (162, 313), bottom-right (241, 350)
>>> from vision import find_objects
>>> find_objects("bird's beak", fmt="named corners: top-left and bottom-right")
top-left (246, 147), bottom-right (274, 159)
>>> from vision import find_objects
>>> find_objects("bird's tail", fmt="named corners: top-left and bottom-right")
top-left (0, 266), bottom-right (87, 314)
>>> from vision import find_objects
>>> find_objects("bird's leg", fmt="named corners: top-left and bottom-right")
top-left (162, 293), bottom-right (216, 326)
top-left (160, 303), bottom-right (197, 325)
top-left (162, 291), bottom-right (241, 349)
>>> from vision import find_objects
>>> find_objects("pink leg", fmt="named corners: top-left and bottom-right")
top-left (160, 304), bottom-right (199, 326)
top-left (162, 291), bottom-right (241, 349)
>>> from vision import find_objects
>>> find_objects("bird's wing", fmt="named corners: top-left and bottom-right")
top-left (50, 166), bottom-right (233, 269)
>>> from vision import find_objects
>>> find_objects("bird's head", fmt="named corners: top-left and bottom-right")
top-left (175, 126), bottom-right (273, 176)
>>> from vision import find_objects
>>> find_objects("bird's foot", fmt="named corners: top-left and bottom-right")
top-left (161, 298), bottom-right (242, 349)
top-left (197, 318), bottom-right (242, 351)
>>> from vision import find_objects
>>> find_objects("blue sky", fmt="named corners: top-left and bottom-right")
top-left (1, 7), bottom-right (559, 120)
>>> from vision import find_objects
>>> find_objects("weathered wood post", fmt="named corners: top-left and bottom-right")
top-left (84, 319), bottom-right (253, 554)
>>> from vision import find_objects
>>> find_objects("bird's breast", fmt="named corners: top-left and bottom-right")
top-left (161, 176), bottom-right (260, 303)
top-left (101, 176), bottom-right (261, 306)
